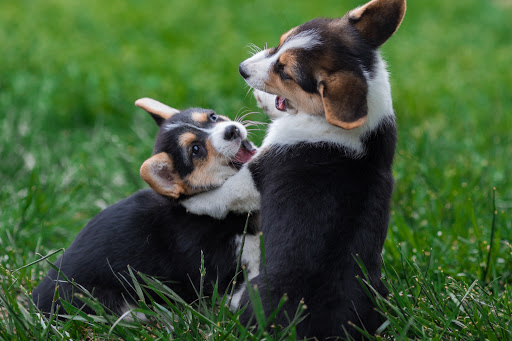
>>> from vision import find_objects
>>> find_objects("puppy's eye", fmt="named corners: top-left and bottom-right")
top-left (209, 113), bottom-right (218, 122)
top-left (191, 144), bottom-right (202, 156)
top-left (275, 62), bottom-right (292, 81)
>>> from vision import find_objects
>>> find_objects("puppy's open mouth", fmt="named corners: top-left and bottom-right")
top-left (275, 96), bottom-right (288, 112)
top-left (232, 140), bottom-right (257, 169)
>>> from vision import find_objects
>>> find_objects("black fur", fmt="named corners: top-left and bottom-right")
top-left (297, 18), bottom-right (377, 76)
top-left (33, 107), bottom-right (257, 316)
top-left (32, 190), bottom-right (256, 315)
top-left (241, 121), bottom-right (396, 339)
top-left (234, 6), bottom-right (404, 336)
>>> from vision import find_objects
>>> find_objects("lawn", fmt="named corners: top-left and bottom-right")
top-left (1, 0), bottom-right (511, 339)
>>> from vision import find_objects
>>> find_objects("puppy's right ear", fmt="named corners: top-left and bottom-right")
top-left (140, 152), bottom-right (186, 198)
top-left (135, 97), bottom-right (180, 126)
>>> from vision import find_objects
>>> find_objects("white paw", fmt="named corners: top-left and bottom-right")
top-left (181, 195), bottom-right (227, 219)
top-left (120, 304), bottom-right (149, 322)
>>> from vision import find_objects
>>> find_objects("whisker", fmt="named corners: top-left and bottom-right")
top-left (244, 124), bottom-right (267, 131)
top-left (234, 107), bottom-right (250, 122)
top-left (238, 111), bottom-right (257, 122)
top-left (243, 119), bottom-right (268, 126)
top-left (251, 43), bottom-right (262, 52)
top-left (246, 125), bottom-right (267, 133)
top-left (236, 110), bottom-right (260, 123)
top-left (246, 43), bottom-right (263, 56)
top-left (249, 123), bottom-right (269, 132)
top-left (236, 108), bottom-right (259, 123)
top-left (246, 129), bottom-right (260, 136)
top-left (244, 85), bottom-right (255, 99)
top-left (235, 110), bottom-right (255, 123)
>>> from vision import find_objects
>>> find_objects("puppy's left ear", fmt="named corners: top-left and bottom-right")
top-left (318, 71), bottom-right (368, 129)
top-left (135, 97), bottom-right (180, 126)
top-left (348, 0), bottom-right (406, 48)
top-left (140, 152), bottom-right (187, 198)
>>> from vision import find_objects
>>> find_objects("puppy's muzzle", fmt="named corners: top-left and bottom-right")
top-left (224, 125), bottom-right (242, 141)
top-left (239, 64), bottom-right (250, 80)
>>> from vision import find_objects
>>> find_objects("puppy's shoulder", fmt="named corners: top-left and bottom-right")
top-left (72, 190), bottom-right (175, 241)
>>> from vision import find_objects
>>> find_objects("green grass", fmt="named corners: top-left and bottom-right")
top-left (1, 0), bottom-right (512, 339)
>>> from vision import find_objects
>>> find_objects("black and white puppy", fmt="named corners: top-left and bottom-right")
top-left (32, 98), bottom-right (260, 318)
top-left (183, 0), bottom-right (406, 338)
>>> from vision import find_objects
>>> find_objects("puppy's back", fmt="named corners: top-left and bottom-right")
top-left (33, 189), bottom-right (251, 315)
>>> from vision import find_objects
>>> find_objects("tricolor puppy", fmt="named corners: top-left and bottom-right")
top-left (183, 0), bottom-right (406, 338)
top-left (32, 98), bottom-right (259, 318)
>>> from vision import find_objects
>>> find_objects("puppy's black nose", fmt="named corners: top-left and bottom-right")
top-left (239, 64), bottom-right (249, 79)
top-left (224, 125), bottom-right (241, 141)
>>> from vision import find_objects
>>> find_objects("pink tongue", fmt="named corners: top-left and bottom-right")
top-left (234, 146), bottom-right (256, 164)
top-left (275, 96), bottom-right (287, 111)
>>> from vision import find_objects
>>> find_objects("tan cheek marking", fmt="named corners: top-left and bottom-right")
top-left (298, 93), bottom-right (324, 115)
top-left (205, 138), bottom-right (220, 159)
top-left (179, 132), bottom-right (197, 147)
top-left (266, 70), bottom-right (323, 115)
top-left (191, 112), bottom-right (208, 123)
top-left (266, 70), bottom-right (284, 92)
top-left (185, 139), bottom-right (226, 190)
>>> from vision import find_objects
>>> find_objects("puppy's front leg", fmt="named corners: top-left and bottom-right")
top-left (181, 166), bottom-right (260, 219)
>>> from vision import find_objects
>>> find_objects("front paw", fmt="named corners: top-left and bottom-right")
top-left (181, 195), bottom-right (227, 220)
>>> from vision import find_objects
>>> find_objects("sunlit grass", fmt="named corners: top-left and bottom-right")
top-left (1, 0), bottom-right (511, 339)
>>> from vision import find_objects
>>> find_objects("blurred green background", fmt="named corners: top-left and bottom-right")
top-left (1, 0), bottom-right (511, 299)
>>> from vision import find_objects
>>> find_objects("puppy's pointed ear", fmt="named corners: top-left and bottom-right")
top-left (135, 97), bottom-right (180, 126)
top-left (140, 152), bottom-right (186, 198)
top-left (318, 71), bottom-right (368, 129)
top-left (348, 0), bottom-right (406, 47)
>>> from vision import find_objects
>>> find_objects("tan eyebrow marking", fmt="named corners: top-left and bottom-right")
top-left (279, 51), bottom-right (296, 65)
top-left (278, 52), bottom-right (299, 80)
top-left (279, 27), bottom-right (298, 46)
top-left (179, 132), bottom-right (197, 147)
top-left (191, 112), bottom-right (208, 123)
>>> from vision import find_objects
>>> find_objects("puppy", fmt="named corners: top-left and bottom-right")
top-left (183, 0), bottom-right (406, 338)
top-left (32, 98), bottom-right (260, 318)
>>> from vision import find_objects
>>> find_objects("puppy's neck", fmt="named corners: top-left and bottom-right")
top-left (261, 114), bottom-right (363, 155)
